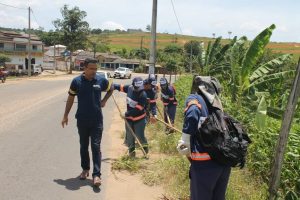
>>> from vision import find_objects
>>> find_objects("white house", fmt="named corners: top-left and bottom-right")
top-left (0, 31), bottom-right (44, 71)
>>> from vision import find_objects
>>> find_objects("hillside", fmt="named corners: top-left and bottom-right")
top-left (90, 32), bottom-right (300, 60)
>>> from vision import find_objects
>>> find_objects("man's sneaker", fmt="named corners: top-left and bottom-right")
top-left (93, 176), bottom-right (101, 187)
top-left (79, 170), bottom-right (89, 180)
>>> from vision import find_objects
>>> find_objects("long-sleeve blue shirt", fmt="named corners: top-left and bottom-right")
top-left (183, 94), bottom-right (213, 162)
top-left (161, 85), bottom-right (177, 106)
top-left (145, 87), bottom-right (157, 116)
top-left (114, 84), bottom-right (147, 121)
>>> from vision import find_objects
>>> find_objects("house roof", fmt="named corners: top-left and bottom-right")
top-left (0, 31), bottom-right (42, 44)
top-left (76, 51), bottom-right (121, 60)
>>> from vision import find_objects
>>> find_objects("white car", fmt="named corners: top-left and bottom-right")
top-left (96, 70), bottom-right (111, 79)
top-left (113, 67), bottom-right (132, 79)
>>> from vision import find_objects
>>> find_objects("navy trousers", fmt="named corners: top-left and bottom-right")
top-left (77, 119), bottom-right (103, 178)
top-left (190, 161), bottom-right (231, 200)
top-left (125, 118), bottom-right (148, 153)
top-left (164, 104), bottom-right (177, 124)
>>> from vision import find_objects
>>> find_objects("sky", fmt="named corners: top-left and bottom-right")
top-left (0, 0), bottom-right (299, 42)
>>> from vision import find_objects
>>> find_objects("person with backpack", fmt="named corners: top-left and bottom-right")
top-left (177, 76), bottom-right (231, 200)
top-left (143, 74), bottom-right (158, 124)
top-left (114, 77), bottom-right (148, 157)
top-left (159, 77), bottom-right (177, 133)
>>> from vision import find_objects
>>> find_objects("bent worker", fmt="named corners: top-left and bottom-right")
top-left (61, 58), bottom-right (113, 187)
top-left (159, 77), bottom-right (177, 133)
top-left (177, 76), bottom-right (231, 200)
top-left (143, 74), bottom-right (158, 123)
top-left (114, 77), bottom-right (148, 157)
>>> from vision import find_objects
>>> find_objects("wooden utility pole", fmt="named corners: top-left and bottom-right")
top-left (149, 0), bottom-right (157, 75)
top-left (139, 36), bottom-right (144, 68)
top-left (28, 7), bottom-right (32, 76)
top-left (268, 58), bottom-right (300, 200)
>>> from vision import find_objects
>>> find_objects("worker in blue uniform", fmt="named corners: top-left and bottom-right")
top-left (177, 76), bottom-right (231, 200)
top-left (159, 77), bottom-right (177, 133)
top-left (143, 74), bottom-right (158, 123)
top-left (114, 77), bottom-right (148, 157)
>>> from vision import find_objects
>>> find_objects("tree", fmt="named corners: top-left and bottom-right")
top-left (91, 28), bottom-right (102, 34)
top-left (53, 5), bottom-right (89, 73)
top-left (184, 40), bottom-right (201, 56)
top-left (0, 54), bottom-right (11, 66)
top-left (39, 31), bottom-right (62, 46)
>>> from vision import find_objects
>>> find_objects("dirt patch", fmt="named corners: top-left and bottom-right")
top-left (103, 98), bottom-right (165, 200)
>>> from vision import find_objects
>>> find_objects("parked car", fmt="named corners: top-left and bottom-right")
top-left (113, 67), bottom-right (132, 79)
top-left (96, 70), bottom-right (111, 79)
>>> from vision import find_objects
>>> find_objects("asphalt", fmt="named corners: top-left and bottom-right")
top-left (0, 74), bottom-right (133, 200)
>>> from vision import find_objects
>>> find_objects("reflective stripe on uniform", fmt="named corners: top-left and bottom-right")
top-left (191, 152), bottom-right (211, 161)
top-left (149, 99), bottom-right (156, 103)
top-left (135, 104), bottom-right (143, 110)
top-left (126, 113), bottom-right (146, 121)
top-left (69, 89), bottom-right (77, 95)
top-left (184, 99), bottom-right (201, 112)
top-left (105, 79), bottom-right (112, 92)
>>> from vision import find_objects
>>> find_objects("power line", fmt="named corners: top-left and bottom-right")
top-left (31, 9), bottom-right (42, 28)
top-left (0, 2), bottom-right (27, 10)
top-left (170, 0), bottom-right (183, 34)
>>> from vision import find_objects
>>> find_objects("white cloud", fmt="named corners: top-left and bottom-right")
top-left (277, 25), bottom-right (288, 32)
top-left (182, 28), bottom-right (195, 36)
top-left (100, 21), bottom-right (125, 31)
top-left (0, 10), bottom-right (39, 29)
top-left (239, 21), bottom-right (265, 33)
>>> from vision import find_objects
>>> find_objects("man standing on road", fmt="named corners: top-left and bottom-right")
top-left (61, 58), bottom-right (113, 187)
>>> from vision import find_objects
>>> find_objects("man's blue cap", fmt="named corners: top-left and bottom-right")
top-left (132, 77), bottom-right (144, 90)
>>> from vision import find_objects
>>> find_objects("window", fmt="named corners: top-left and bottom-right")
top-left (16, 44), bottom-right (26, 51)
top-left (32, 45), bottom-right (37, 50)
top-left (0, 43), bottom-right (4, 48)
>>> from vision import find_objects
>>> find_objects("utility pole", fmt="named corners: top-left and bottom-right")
top-left (139, 36), bottom-right (144, 68)
top-left (149, 0), bottom-right (157, 75)
top-left (268, 59), bottom-right (300, 200)
top-left (53, 44), bottom-right (56, 74)
top-left (28, 6), bottom-right (31, 76)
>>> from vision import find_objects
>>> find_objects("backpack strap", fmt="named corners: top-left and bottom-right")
top-left (184, 99), bottom-right (202, 112)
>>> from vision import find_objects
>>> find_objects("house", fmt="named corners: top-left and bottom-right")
top-left (0, 30), bottom-right (43, 71)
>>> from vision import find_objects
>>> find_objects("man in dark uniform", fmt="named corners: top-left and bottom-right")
top-left (159, 77), bottom-right (177, 133)
top-left (177, 76), bottom-right (231, 200)
top-left (114, 77), bottom-right (148, 157)
top-left (61, 58), bottom-right (113, 187)
top-left (143, 74), bottom-right (158, 123)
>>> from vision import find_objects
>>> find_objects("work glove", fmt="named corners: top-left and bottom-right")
top-left (177, 133), bottom-right (191, 156)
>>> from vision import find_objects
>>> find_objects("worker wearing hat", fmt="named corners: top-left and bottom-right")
top-left (143, 74), bottom-right (158, 123)
top-left (177, 76), bottom-right (231, 200)
top-left (159, 77), bottom-right (177, 133)
top-left (114, 77), bottom-right (148, 157)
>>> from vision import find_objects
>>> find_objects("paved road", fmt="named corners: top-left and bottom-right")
top-left (0, 74), bottom-right (139, 200)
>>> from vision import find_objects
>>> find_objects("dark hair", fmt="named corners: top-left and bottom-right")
top-left (84, 58), bottom-right (98, 67)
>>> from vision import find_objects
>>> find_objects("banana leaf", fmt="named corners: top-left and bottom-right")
top-left (246, 70), bottom-right (295, 90)
top-left (250, 54), bottom-right (291, 82)
top-left (256, 95), bottom-right (267, 130)
top-left (241, 24), bottom-right (276, 90)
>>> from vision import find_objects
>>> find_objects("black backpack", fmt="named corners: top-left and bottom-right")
top-left (196, 105), bottom-right (251, 168)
